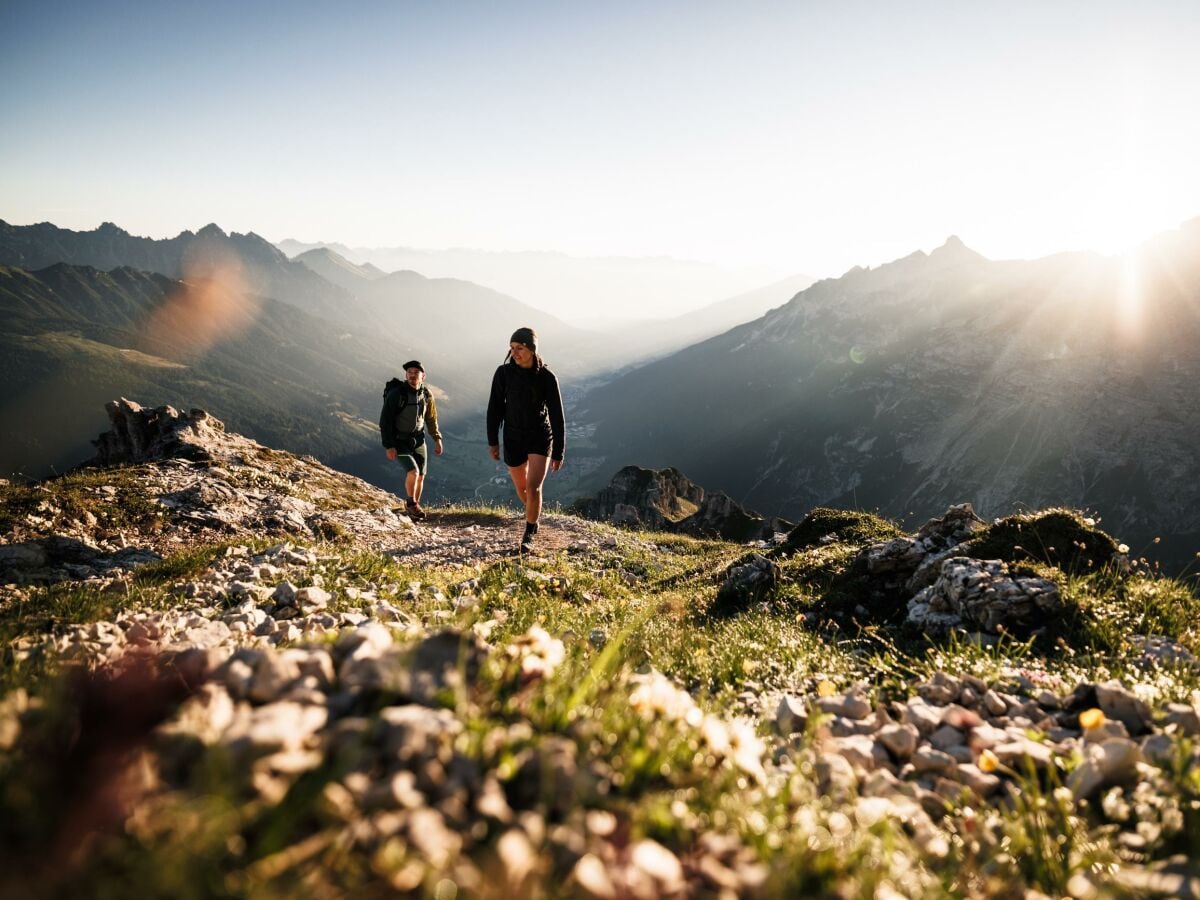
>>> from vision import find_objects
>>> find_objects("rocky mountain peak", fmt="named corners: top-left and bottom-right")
top-left (196, 223), bottom-right (228, 239)
top-left (929, 234), bottom-right (985, 264)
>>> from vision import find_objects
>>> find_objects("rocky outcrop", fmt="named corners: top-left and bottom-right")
top-left (810, 503), bottom-right (1134, 637)
top-left (577, 465), bottom-right (703, 529)
top-left (906, 557), bottom-right (1063, 633)
top-left (90, 398), bottom-right (227, 465)
top-left (575, 465), bottom-right (791, 542)
top-left (0, 399), bottom-right (420, 586)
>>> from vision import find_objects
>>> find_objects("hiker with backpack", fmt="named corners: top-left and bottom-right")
top-left (380, 360), bottom-right (443, 521)
top-left (487, 327), bottom-right (566, 553)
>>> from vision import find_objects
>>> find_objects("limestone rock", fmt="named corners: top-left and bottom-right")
top-left (906, 557), bottom-right (1062, 635)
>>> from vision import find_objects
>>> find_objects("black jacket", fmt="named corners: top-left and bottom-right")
top-left (486, 361), bottom-right (565, 461)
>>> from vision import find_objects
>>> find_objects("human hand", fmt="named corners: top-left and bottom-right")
top-left (386, 448), bottom-right (398, 461)
top-left (435, 439), bottom-right (444, 456)
top-left (550, 458), bottom-right (563, 473)
top-left (488, 445), bottom-right (500, 461)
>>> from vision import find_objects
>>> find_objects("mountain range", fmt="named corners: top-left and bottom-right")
top-left (4, 215), bottom-right (1198, 569)
top-left (0, 220), bottom-right (355, 323)
top-left (276, 237), bottom-right (792, 323)
top-left (577, 224), bottom-right (1200, 569)
top-left (0, 219), bottom-right (809, 508)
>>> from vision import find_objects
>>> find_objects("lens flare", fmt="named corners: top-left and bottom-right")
top-left (143, 247), bottom-right (259, 358)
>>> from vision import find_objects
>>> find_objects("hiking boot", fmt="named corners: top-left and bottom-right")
top-left (405, 499), bottom-right (427, 522)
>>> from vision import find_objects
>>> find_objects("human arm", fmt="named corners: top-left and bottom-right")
top-left (485, 366), bottom-right (505, 449)
top-left (425, 391), bottom-right (444, 454)
top-left (545, 369), bottom-right (566, 465)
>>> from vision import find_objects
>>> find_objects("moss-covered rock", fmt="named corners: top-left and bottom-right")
top-left (960, 509), bottom-right (1124, 573)
top-left (777, 508), bottom-right (904, 554)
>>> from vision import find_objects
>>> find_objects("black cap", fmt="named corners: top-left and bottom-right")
top-left (402, 360), bottom-right (424, 373)
top-left (510, 327), bottom-right (538, 351)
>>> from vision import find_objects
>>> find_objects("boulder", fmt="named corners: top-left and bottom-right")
top-left (711, 554), bottom-right (780, 614)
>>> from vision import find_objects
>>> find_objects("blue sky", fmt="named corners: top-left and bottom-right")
top-left (3, 0), bottom-right (1200, 277)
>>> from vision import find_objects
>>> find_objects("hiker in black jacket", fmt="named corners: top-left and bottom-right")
top-left (380, 360), bottom-right (443, 522)
top-left (486, 327), bottom-right (565, 552)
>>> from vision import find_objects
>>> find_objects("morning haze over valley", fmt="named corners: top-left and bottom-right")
top-left (3, 2), bottom-right (1200, 897)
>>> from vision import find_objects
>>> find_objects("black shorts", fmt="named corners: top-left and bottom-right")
top-left (503, 430), bottom-right (552, 467)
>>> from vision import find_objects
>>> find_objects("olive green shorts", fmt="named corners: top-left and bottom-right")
top-left (395, 440), bottom-right (428, 475)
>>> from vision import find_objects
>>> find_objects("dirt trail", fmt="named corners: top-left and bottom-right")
top-left (385, 510), bottom-right (613, 568)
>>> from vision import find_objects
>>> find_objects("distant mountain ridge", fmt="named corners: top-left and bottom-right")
top-left (276, 236), bottom-right (797, 324)
top-left (291, 246), bottom-right (595, 375)
top-left (0, 220), bottom-right (355, 323)
top-left (578, 221), bottom-right (1200, 570)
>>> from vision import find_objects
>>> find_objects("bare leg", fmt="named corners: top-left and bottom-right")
top-left (523, 454), bottom-right (550, 524)
top-left (405, 469), bottom-right (418, 500)
top-left (508, 463), bottom-right (528, 506)
top-left (412, 474), bottom-right (425, 503)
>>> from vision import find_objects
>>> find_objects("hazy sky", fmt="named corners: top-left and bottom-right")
top-left (3, 0), bottom-right (1199, 279)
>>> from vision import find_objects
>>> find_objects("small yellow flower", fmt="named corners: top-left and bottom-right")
top-left (978, 749), bottom-right (1000, 773)
top-left (817, 680), bottom-right (837, 698)
top-left (1079, 708), bottom-right (1106, 730)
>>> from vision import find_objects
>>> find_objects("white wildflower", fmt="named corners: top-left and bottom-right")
top-left (727, 719), bottom-right (766, 781)
top-left (628, 671), bottom-right (698, 722)
top-left (505, 626), bottom-right (566, 680)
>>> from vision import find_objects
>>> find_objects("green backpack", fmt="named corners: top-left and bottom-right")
top-left (384, 378), bottom-right (428, 437)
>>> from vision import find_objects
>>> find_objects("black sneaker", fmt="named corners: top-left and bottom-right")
top-left (520, 521), bottom-right (538, 552)
top-left (405, 499), bottom-right (427, 522)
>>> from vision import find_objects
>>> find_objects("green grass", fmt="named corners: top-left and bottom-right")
top-left (2, 505), bottom-right (1200, 896)
top-left (0, 464), bottom-right (166, 537)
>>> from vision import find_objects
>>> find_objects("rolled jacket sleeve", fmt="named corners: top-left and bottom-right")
top-left (425, 392), bottom-right (442, 440)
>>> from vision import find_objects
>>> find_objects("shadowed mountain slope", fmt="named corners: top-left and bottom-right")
top-left (579, 223), bottom-right (1200, 569)
top-left (0, 262), bottom-right (479, 483)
